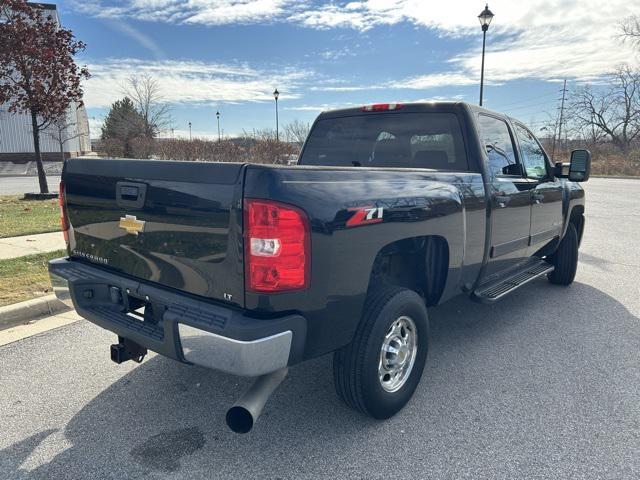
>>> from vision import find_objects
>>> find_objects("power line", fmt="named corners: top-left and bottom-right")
top-left (551, 79), bottom-right (568, 161)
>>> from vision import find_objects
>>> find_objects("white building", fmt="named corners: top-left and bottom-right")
top-left (0, 2), bottom-right (91, 163)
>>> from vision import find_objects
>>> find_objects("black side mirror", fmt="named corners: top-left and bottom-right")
top-left (554, 149), bottom-right (591, 182)
top-left (568, 149), bottom-right (591, 182)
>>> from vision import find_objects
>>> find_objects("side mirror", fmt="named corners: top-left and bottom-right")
top-left (554, 149), bottom-right (591, 182)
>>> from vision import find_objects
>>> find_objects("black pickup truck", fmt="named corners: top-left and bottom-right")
top-left (49, 102), bottom-right (591, 433)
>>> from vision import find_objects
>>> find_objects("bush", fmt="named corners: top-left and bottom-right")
top-left (553, 144), bottom-right (640, 176)
top-left (101, 138), bottom-right (125, 158)
top-left (152, 137), bottom-right (299, 164)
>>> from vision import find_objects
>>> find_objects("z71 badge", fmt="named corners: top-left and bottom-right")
top-left (346, 206), bottom-right (384, 227)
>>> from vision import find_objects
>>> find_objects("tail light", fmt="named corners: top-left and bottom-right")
top-left (59, 181), bottom-right (70, 247)
top-left (361, 103), bottom-right (403, 112)
top-left (244, 199), bottom-right (310, 293)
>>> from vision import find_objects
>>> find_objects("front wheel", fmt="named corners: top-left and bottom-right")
top-left (547, 223), bottom-right (579, 285)
top-left (333, 286), bottom-right (429, 419)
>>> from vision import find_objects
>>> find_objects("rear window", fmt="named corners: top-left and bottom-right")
top-left (299, 112), bottom-right (468, 170)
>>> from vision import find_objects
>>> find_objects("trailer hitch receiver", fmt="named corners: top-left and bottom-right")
top-left (110, 336), bottom-right (147, 364)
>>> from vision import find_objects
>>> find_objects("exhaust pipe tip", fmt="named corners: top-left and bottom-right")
top-left (225, 367), bottom-right (288, 434)
top-left (226, 406), bottom-right (255, 434)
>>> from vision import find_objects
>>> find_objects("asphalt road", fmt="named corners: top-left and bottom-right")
top-left (1, 178), bottom-right (639, 479)
top-left (0, 176), bottom-right (61, 195)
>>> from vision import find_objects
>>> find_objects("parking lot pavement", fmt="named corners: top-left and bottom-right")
top-left (0, 178), bottom-right (639, 479)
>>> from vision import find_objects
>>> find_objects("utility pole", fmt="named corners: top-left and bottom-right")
top-left (551, 79), bottom-right (567, 162)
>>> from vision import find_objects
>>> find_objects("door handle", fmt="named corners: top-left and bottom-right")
top-left (493, 195), bottom-right (511, 207)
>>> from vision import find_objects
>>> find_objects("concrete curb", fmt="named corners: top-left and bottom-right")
top-left (0, 294), bottom-right (71, 329)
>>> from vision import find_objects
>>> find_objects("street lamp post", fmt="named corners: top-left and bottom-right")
top-left (273, 88), bottom-right (280, 142)
top-left (478, 4), bottom-right (494, 107)
top-left (216, 111), bottom-right (221, 141)
top-left (188, 122), bottom-right (192, 141)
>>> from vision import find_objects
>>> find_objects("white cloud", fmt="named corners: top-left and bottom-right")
top-left (183, 0), bottom-right (291, 25)
top-left (285, 102), bottom-right (357, 112)
top-left (72, 0), bottom-right (640, 84)
top-left (298, 0), bottom-right (639, 82)
top-left (388, 72), bottom-right (478, 89)
top-left (309, 72), bottom-right (480, 93)
top-left (81, 58), bottom-right (310, 108)
top-left (70, 0), bottom-right (295, 25)
top-left (105, 21), bottom-right (165, 59)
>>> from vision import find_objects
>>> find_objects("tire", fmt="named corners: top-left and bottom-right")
top-left (547, 223), bottom-right (578, 285)
top-left (333, 285), bottom-right (429, 419)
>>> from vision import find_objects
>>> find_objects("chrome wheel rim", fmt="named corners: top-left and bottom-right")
top-left (378, 315), bottom-right (418, 393)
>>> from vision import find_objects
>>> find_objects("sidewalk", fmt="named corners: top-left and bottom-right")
top-left (0, 309), bottom-right (80, 346)
top-left (0, 231), bottom-right (66, 260)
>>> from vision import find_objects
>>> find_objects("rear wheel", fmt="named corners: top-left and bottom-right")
top-left (547, 223), bottom-right (578, 285)
top-left (333, 286), bottom-right (429, 419)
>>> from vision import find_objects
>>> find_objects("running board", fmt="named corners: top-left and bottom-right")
top-left (472, 259), bottom-right (554, 303)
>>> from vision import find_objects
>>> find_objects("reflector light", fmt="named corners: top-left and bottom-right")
top-left (361, 103), bottom-right (404, 112)
top-left (59, 181), bottom-right (70, 246)
top-left (244, 199), bottom-right (310, 292)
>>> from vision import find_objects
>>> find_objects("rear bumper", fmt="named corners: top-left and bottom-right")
top-left (49, 258), bottom-right (306, 377)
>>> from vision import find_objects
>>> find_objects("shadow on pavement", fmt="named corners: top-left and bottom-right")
top-left (2, 279), bottom-right (638, 479)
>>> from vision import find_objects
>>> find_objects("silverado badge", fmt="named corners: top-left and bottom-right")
top-left (119, 215), bottom-right (146, 235)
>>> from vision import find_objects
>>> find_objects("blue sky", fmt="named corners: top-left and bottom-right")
top-left (53, 0), bottom-right (639, 139)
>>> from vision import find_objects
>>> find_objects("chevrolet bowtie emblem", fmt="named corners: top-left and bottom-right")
top-left (119, 215), bottom-right (145, 235)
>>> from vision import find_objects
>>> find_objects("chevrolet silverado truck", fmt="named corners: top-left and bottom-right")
top-left (49, 102), bottom-right (591, 433)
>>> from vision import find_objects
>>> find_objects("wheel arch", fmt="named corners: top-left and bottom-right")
top-left (366, 235), bottom-right (450, 307)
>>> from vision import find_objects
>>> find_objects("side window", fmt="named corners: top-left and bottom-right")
top-left (514, 123), bottom-right (548, 179)
top-left (477, 115), bottom-right (519, 178)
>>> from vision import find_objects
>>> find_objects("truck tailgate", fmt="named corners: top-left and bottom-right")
top-left (63, 158), bottom-right (245, 306)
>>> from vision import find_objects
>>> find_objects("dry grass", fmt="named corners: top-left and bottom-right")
top-left (0, 250), bottom-right (67, 307)
top-left (0, 195), bottom-right (60, 238)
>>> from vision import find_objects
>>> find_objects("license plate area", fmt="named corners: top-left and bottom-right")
top-left (122, 291), bottom-right (166, 338)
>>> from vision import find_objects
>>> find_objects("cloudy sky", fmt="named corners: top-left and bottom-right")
top-left (54, 0), bottom-right (639, 139)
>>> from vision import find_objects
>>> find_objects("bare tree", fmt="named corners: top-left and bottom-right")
top-left (620, 15), bottom-right (640, 50)
top-left (283, 119), bottom-right (311, 148)
top-left (45, 112), bottom-right (83, 162)
top-left (123, 74), bottom-right (170, 138)
top-left (568, 65), bottom-right (640, 154)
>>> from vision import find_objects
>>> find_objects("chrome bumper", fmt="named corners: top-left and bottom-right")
top-left (50, 272), bottom-right (74, 309)
top-left (48, 263), bottom-right (299, 378)
top-left (178, 325), bottom-right (292, 377)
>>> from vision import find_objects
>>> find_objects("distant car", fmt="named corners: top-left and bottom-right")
top-left (50, 102), bottom-right (590, 432)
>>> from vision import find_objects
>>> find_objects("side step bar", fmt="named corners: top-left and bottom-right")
top-left (472, 259), bottom-right (554, 303)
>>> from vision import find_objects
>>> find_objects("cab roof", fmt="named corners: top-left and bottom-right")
top-left (317, 101), bottom-right (508, 121)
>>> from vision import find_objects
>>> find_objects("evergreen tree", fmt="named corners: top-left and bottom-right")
top-left (101, 97), bottom-right (146, 158)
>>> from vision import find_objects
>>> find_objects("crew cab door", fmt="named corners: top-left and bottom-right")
top-left (512, 122), bottom-right (564, 254)
top-left (477, 114), bottom-right (533, 277)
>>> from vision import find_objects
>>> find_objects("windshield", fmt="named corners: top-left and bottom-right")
top-left (299, 112), bottom-right (468, 171)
